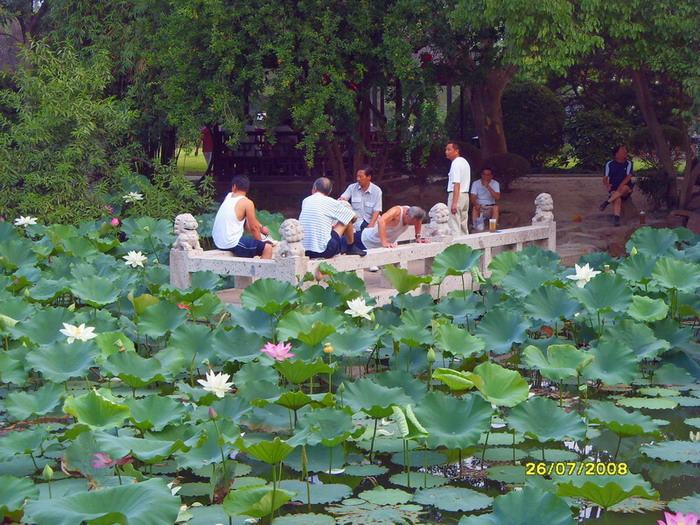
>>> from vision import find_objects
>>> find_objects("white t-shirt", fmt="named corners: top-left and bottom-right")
top-left (299, 193), bottom-right (355, 253)
top-left (212, 194), bottom-right (246, 249)
top-left (340, 182), bottom-right (383, 229)
top-left (470, 179), bottom-right (500, 206)
top-left (447, 156), bottom-right (470, 193)
top-left (361, 206), bottom-right (407, 249)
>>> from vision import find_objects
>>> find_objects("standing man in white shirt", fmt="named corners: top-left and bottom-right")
top-left (445, 141), bottom-right (471, 235)
top-left (338, 165), bottom-right (383, 233)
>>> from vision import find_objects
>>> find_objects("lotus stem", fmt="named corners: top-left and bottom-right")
top-left (115, 465), bottom-right (122, 485)
top-left (559, 380), bottom-right (564, 407)
top-left (271, 461), bottom-right (278, 520)
top-left (458, 448), bottom-right (463, 478)
top-left (211, 418), bottom-right (229, 493)
top-left (613, 435), bottom-right (622, 461)
top-left (542, 443), bottom-right (546, 462)
top-left (328, 446), bottom-right (333, 475)
top-left (481, 431), bottom-right (490, 469)
top-left (369, 418), bottom-right (379, 464)
top-left (405, 440), bottom-right (411, 488)
top-left (512, 430), bottom-right (516, 463)
top-left (302, 445), bottom-right (311, 509)
top-left (28, 452), bottom-right (39, 471)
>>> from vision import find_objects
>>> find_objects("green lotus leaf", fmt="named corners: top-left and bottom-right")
top-left (234, 360), bottom-right (280, 387)
top-left (486, 465), bottom-right (529, 485)
top-left (391, 405), bottom-right (429, 440)
top-left (62, 236), bottom-right (101, 258)
top-left (0, 475), bottom-right (39, 516)
top-left (24, 478), bottom-right (179, 525)
top-left (573, 273), bottom-right (633, 313)
top-left (653, 363), bottom-right (696, 385)
top-left (243, 436), bottom-right (295, 465)
top-left (136, 301), bottom-right (188, 337)
top-left (502, 265), bottom-right (554, 297)
top-left (279, 480), bottom-right (352, 504)
top-left (432, 368), bottom-right (475, 391)
top-left (432, 243), bottom-right (482, 277)
top-left (475, 309), bottom-right (530, 354)
top-left (326, 327), bottom-right (381, 358)
top-left (26, 279), bottom-right (70, 302)
top-left (389, 472), bottom-right (449, 488)
top-left (359, 486), bottom-right (412, 505)
top-left (413, 391), bottom-right (491, 449)
top-left (555, 473), bottom-right (658, 509)
top-left (25, 340), bottom-right (99, 383)
top-left (507, 396), bottom-right (586, 442)
top-left (652, 257), bottom-right (700, 292)
top-left (342, 379), bottom-right (413, 419)
top-left (344, 464), bottom-right (389, 477)
top-left (125, 395), bottom-right (187, 431)
top-left (167, 322), bottom-right (216, 361)
top-left (641, 441), bottom-right (700, 463)
top-left (524, 286), bottom-right (581, 323)
top-left (668, 493), bottom-right (700, 515)
top-left (299, 284), bottom-right (343, 308)
top-left (69, 275), bottom-right (119, 307)
top-left (327, 501), bottom-right (425, 524)
top-left (0, 352), bottom-right (27, 385)
top-left (389, 450), bottom-right (448, 467)
top-left (637, 387), bottom-right (681, 397)
top-left (0, 426), bottom-right (49, 461)
top-left (382, 264), bottom-right (430, 294)
top-left (582, 339), bottom-right (639, 385)
top-left (273, 358), bottom-right (333, 384)
top-left (63, 390), bottom-right (130, 429)
top-left (487, 250), bottom-right (521, 285)
top-left (433, 323), bottom-right (485, 357)
top-left (627, 295), bottom-right (669, 322)
top-left (389, 320), bottom-right (432, 347)
top-left (277, 308), bottom-right (343, 346)
top-left (470, 362), bottom-right (530, 407)
top-left (296, 407), bottom-right (356, 447)
top-left (458, 486), bottom-right (575, 525)
top-left (522, 344), bottom-right (593, 382)
top-left (8, 306), bottom-right (73, 345)
top-left (93, 431), bottom-right (182, 463)
top-left (127, 292), bottom-right (160, 317)
top-left (223, 484), bottom-right (294, 518)
top-left (0, 295), bottom-right (33, 323)
top-left (173, 426), bottom-right (234, 471)
top-left (626, 227), bottom-right (678, 258)
top-left (616, 397), bottom-right (678, 410)
top-left (282, 443), bottom-right (345, 473)
top-left (94, 331), bottom-right (136, 358)
top-left (616, 253), bottom-right (656, 285)
top-left (240, 278), bottom-right (298, 313)
top-left (414, 486), bottom-right (492, 512)
top-left (103, 352), bottom-right (168, 389)
top-left (372, 370), bottom-right (427, 404)
top-left (264, 390), bottom-right (313, 411)
top-left (272, 513), bottom-right (336, 525)
top-left (0, 239), bottom-right (39, 270)
top-left (4, 382), bottom-right (64, 421)
top-left (213, 325), bottom-right (267, 363)
top-left (586, 401), bottom-right (661, 438)
top-left (318, 266), bottom-right (369, 300)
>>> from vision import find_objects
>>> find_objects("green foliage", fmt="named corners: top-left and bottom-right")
top-left (635, 168), bottom-right (674, 209)
top-left (629, 125), bottom-right (685, 171)
top-left (482, 153), bottom-right (531, 190)
top-left (502, 80), bottom-right (565, 167)
top-left (565, 109), bottom-right (632, 170)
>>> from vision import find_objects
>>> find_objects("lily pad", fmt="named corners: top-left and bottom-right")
top-left (582, 340), bottom-right (639, 386)
top-left (62, 390), bottom-right (130, 429)
top-left (470, 362), bottom-right (530, 407)
top-left (508, 396), bottom-right (586, 442)
top-left (628, 295), bottom-right (669, 322)
top-left (475, 309), bottom-right (530, 354)
top-left (433, 323), bottom-right (485, 357)
top-left (359, 486), bottom-right (412, 505)
top-left (382, 264), bottom-right (430, 294)
top-left (522, 344), bottom-right (593, 382)
top-left (272, 514), bottom-right (336, 525)
top-left (4, 382), bottom-right (64, 421)
top-left (555, 473), bottom-right (658, 509)
top-left (667, 493), bottom-right (700, 515)
top-left (586, 401), bottom-right (660, 438)
top-left (0, 475), bottom-right (39, 515)
top-left (240, 278), bottom-right (298, 313)
top-left (458, 488), bottom-right (576, 525)
top-left (389, 472), bottom-right (449, 488)
top-left (414, 486), bottom-right (492, 512)
top-left (616, 397), bottom-right (678, 410)
top-left (640, 441), bottom-right (700, 463)
top-left (279, 480), bottom-right (351, 504)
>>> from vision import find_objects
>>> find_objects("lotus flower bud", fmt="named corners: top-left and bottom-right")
top-left (209, 407), bottom-right (218, 420)
top-left (427, 347), bottom-right (436, 364)
top-left (43, 464), bottom-right (54, 480)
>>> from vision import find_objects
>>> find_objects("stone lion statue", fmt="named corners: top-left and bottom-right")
top-left (423, 202), bottom-right (450, 237)
top-left (275, 218), bottom-right (305, 259)
top-left (173, 213), bottom-right (202, 251)
top-left (532, 193), bottom-right (555, 224)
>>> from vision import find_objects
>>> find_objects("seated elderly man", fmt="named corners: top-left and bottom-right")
top-left (470, 167), bottom-right (500, 232)
top-left (360, 205), bottom-right (427, 249)
top-left (299, 177), bottom-right (367, 258)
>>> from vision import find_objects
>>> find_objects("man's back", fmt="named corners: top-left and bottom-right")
top-left (299, 193), bottom-right (353, 253)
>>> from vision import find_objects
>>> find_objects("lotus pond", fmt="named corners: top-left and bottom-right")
top-left (0, 218), bottom-right (699, 525)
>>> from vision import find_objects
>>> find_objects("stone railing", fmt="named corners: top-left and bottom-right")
top-left (169, 194), bottom-right (556, 301)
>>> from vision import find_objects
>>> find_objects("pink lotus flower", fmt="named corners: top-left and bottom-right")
top-left (91, 453), bottom-right (134, 469)
top-left (177, 303), bottom-right (190, 310)
top-left (658, 512), bottom-right (699, 525)
top-left (260, 341), bottom-right (295, 361)
top-left (110, 217), bottom-right (120, 227)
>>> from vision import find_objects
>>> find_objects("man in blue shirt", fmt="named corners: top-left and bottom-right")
top-left (600, 145), bottom-right (634, 226)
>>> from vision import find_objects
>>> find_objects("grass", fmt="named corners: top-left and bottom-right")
top-left (176, 149), bottom-right (208, 174)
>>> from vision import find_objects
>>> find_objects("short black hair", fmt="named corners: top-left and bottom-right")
top-left (447, 141), bottom-right (461, 153)
top-left (312, 177), bottom-right (332, 195)
top-left (357, 165), bottom-right (374, 177)
top-left (231, 174), bottom-right (250, 192)
top-left (611, 145), bottom-right (625, 156)
top-left (481, 166), bottom-right (495, 176)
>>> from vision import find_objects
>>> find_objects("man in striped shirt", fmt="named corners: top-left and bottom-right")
top-left (299, 177), bottom-right (367, 258)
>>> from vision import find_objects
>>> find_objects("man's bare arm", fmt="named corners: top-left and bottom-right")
top-left (378, 206), bottom-right (401, 248)
top-left (243, 200), bottom-right (268, 240)
top-left (451, 182), bottom-right (461, 214)
top-left (367, 210), bottom-right (380, 229)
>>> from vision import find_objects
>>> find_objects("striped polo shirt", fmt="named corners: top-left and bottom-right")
top-left (299, 193), bottom-right (356, 253)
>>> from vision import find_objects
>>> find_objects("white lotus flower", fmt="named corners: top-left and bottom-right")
top-left (14, 216), bottom-right (38, 227)
top-left (197, 370), bottom-right (233, 398)
top-left (344, 297), bottom-right (373, 320)
top-left (566, 263), bottom-right (601, 288)
top-left (122, 192), bottom-right (144, 203)
top-left (123, 251), bottom-right (148, 268)
top-left (60, 323), bottom-right (98, 344)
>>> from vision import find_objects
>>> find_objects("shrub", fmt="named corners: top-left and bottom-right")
top-left (501, 80), bottom-right (565, 167)
top-left (635, 168), bottom-right (674, 209)
top-left (565, 109), bottom-right (633, 170)
top-left (629, 125), bottom-right (685, 171)
top-left (482, 153), bottom-right (531, 190)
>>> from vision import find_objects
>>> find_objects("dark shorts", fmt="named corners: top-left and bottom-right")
top-left (610, 181), bottom-right (634, 199)
top-left (305, 230), bottom-right (344, 259)
top-left (228, 237), bottom-right (267, 258)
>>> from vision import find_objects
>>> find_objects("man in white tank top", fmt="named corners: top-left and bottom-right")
top-left (360, 205), bottom-right (427, 249)
top-left (211, 175), bottom-right (273, 258)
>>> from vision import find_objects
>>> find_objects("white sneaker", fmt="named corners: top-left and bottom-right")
top-left (368, 266), bottom-right (380, 272)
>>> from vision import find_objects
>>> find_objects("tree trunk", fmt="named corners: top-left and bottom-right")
top-left (352, 92), bottom-right (372, 179)
top-left (467, 66), bottom-right (516, 159)
top-left (324, 137), bottom-right (347, 194)
top-left (630, 68), bottom-right (678, 206)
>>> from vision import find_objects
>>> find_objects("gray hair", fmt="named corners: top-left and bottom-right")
top-left (312, 177), bottom-right (332, 195)
top-left (407, 206), bottom-right (426, 221)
